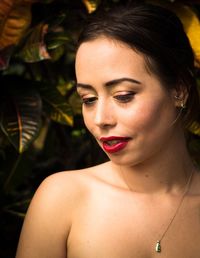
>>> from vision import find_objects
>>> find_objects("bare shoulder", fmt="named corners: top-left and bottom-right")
top-left (26, 161), bottom-right (112, 220)
top-left (16, 162), bottom-right (111, 258)
top-left (39, 160), bottom-right (112, 195)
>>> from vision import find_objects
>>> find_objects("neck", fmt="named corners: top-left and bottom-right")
top-left (112, 135), bottom-right (196, 195)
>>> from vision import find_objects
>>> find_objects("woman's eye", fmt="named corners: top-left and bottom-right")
top-left (114, 92), bottom-right (135, 103)
top-left (82, 97), bottom-right (97, 105)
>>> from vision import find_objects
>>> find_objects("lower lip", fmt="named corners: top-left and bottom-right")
top-left (102, 141), bottom-right (129, 153)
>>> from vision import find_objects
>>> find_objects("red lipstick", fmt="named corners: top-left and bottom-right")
top-left (100, 136), bottom-right (130, 154)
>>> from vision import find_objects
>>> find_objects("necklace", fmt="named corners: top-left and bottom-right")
top-left (120, 167), bottom-right (194, 253)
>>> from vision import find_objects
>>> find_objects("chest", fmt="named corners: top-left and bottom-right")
top-left (67, 192), bottom-right (200, 258)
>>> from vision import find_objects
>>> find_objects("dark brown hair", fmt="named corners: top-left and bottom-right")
top-left (77, 3), bottom-right (199, 127)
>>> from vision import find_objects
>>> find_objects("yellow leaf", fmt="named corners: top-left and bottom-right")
top-left (189, 121), bottom-right (200, 136)
top-left (0, 0), bottom-right (37, 50)
top-left (173, 5), bottom-right (200, 68)
top-left (82, 0), bottom-right (100, 14)
top-left (147, 1), bottom-right (200, 67)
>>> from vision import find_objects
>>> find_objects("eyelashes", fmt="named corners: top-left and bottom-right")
top-left (82, 97), bottom-right (97, 105)
top-left (81, 92), bottom-right (135, 106)
top-left (114, 92), bottom-right (135, 103)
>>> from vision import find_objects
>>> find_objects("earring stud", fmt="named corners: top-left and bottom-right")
top-left (181, 102), bottom-right (186, 109)
top-left (174, 96), bottom-right (186, 109)
top-left (174, 95), bottom-right (181, 100)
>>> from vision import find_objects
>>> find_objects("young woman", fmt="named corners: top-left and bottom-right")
top-left (16, 3), bottom-right (200, 258)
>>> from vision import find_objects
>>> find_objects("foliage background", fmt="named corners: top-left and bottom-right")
top-left (0, 0), bottom-right (200, 257)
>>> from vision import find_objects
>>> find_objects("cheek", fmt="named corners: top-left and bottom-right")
top-left (137, 102), bottom-right (163, 126)
top-left (122, 99), bottom-right (173, 133)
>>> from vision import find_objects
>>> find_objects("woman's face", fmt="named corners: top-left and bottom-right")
top-left (75, 37), bottom-right (180, 166)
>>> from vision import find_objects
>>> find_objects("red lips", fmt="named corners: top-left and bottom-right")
top-left (100, 136), bottom-right (130, 153)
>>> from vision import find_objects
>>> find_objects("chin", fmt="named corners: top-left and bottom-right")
top-left (108, 154), bottom-right (142, 167)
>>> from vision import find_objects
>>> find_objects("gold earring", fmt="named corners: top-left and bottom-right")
top-left (174, 95), bottom-right (181, 100)
top-left (181, 102), bottom-right (186, 109)
top-left (174, 96), bottom-right (186, 109)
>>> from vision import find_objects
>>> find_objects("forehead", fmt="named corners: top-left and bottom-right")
top-left (76, 37), bottom-right (143, 62)
top-left (75, 37), bottom-right (148, 80)
top-left (75, 37), bottom-right (171, 98)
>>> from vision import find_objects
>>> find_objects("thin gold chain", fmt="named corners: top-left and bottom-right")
top-left (119, 167), bottom-right (194, 253)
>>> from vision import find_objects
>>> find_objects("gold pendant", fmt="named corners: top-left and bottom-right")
top-left (156, 240), bottom-right (161, 253)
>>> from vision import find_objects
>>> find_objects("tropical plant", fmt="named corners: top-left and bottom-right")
top-left (0, 0), bottom-right (200, 257)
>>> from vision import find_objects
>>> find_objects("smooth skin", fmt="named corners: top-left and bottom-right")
top-left (16, 37), bottom-right (200, 258)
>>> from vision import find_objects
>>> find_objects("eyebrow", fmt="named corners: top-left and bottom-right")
top-left (76, 77), bottom-right (141, 89)
top-left (105, 77), bottom-right (141, 87)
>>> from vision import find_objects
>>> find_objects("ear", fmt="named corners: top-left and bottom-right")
top-left (171, 87), bottom-right (189, 108)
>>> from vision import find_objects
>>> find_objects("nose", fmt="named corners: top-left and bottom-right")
top-left (94, 99), bottom-right (116, 129)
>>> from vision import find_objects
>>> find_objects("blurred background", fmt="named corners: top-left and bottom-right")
top-left (0, 0), bottom-right (200, 257)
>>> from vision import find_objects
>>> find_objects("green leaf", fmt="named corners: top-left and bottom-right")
top-left (0, 45), bottom-right (14, 70)
top-left (3, 199), bottom-right (31, 218)
top-left (39, 83), bottom-right (73, 126)
top-left (18, 23), bottom-right (51, 62)
top-left (46, 31), bottom-right (71, 50)
top-left (47, 13), bottom-right (66, 30)
top-left (68, 91), bottom-right (82, 115)
top-left (0, 85), bottom-right (42, 153)
top-left (48, 45), bottom-right (65, 61)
